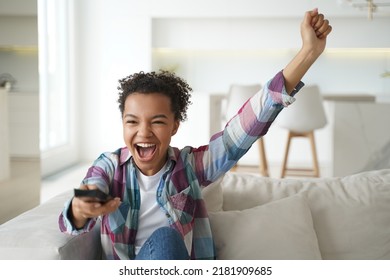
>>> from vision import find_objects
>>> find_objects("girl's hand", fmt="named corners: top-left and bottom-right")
top-left (70, 184), bottom-right (121, 229)
top-left (301, 8), bottom-right (332, 57)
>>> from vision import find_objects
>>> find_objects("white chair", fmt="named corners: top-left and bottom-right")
top-left (223, 84), bottom-right (269, 177)
top-left (277, 85), bottom-right (327, 178)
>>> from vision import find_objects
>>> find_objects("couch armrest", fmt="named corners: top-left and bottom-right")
top-left (0, 190), bottom-right (102, 260)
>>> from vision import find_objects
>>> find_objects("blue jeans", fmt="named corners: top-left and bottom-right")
top-left (135, 227), bottom-right (189, 260)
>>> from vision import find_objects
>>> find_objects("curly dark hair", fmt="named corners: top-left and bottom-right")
top-left (117, 70), bottom-right (192, 122)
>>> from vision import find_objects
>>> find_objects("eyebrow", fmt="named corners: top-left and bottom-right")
top-left (123, 114), bottom-right (168, 119)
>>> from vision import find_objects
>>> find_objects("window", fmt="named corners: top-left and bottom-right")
top-left (39, 0), bottom-right (69, 151)
top-left (38, 0), bottom-right (77, 176)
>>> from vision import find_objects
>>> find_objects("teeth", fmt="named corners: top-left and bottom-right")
top-left (136, 143), bottom-right (156, 148)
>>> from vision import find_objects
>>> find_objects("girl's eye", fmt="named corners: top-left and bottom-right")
top-left (126, 120), bottom-right (137, 124)
top-left (152, 121), bottom-right (165, 125)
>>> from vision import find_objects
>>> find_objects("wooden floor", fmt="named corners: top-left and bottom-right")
top-left (0, 159), bottom-right (41, 224)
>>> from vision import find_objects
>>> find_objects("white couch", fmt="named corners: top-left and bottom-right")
top-left (1, 169), bottom-right (389, 260)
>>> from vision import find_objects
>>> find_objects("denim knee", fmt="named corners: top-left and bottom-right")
top-left (136, 227), bottom-right (189, 260)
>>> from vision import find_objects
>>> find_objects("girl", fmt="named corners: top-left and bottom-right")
top-left (59, 8), bottom-right (332, 260)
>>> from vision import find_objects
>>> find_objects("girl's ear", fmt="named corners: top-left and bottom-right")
top-left (172, 120), bottom-right (180, 136)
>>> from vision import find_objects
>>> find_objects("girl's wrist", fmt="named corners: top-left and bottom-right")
top-left (299, 46), bottom-right (321, 64)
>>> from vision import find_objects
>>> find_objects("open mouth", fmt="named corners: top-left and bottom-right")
top-left (135, 143), bottom-right (157, 160)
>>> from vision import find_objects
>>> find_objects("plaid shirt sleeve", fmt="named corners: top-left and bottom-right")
top-left (58, 152), bottom-right (119, 235)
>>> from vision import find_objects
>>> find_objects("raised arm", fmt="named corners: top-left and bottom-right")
top-left (283, 8), bottom-right (332, 94)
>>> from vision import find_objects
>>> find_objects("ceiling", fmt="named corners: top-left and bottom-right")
top-left (1, 0), bottom-right (390, 18)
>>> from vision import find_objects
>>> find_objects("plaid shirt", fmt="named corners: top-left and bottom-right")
top-left (59, 71), bottom-right (303, 259)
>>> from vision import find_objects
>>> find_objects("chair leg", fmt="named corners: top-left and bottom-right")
top-left (257, 138), bottom-right (269, 177)
top-left (281, 131), bottom-right (320, 178)
top-left (308, 131), bottom-right (320, 177)
top-left (280, 131), bottom-right (292, 178)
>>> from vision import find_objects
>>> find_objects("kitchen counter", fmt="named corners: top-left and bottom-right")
top-left (323, 98), bottom-right (390, 176)
top-left (322, 93), bottom-right (376, 103)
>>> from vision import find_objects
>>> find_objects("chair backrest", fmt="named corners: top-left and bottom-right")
top-left (224, 84), bottom-right (262, 121)
top-left (276, 85), bottom-right (327, 133)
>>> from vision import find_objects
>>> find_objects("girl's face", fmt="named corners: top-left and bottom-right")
top-left (122, 93), bottom-right (179, 176)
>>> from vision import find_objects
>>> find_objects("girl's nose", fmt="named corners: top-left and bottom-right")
top-left (138, 123), bottom-right (153, 137)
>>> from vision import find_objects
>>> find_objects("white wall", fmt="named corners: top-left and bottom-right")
top-left (152, 17), bottom-right (390, 93)
top-left (0, 16), bottom-right (38, 46)
top-left (0, 0), bottom-right (36, 16)
top-left (73, 0), bottom-right (390, 171)
top-left (74, 0), bottom-right (152, 161)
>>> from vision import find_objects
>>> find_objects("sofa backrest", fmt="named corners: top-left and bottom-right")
top-left (203, 169), bottom-right (390, 260)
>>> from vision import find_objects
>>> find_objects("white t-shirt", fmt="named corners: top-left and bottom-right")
top-left (134, 163), bottom-right (170, 255)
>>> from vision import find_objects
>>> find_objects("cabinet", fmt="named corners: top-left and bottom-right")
top-left (0, 15), bottom-right (39, 158)
top-left (0, 12), bottom-right (40, 223)
top-left (324, 97), bottom-right (390, 176)
top-left (0, 86), bottom-right (10, 181)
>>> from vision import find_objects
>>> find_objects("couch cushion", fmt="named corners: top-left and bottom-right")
top-left (311, 170), bottom-right (390, 260)
top-left (209, 193), bottom-right (322, 260)
top-left (0, 190), bottom-right (101, 260)
top-left (201, 176), bottom-right (224, 212)
top-left (217, 169), bottom-right (390, 260)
